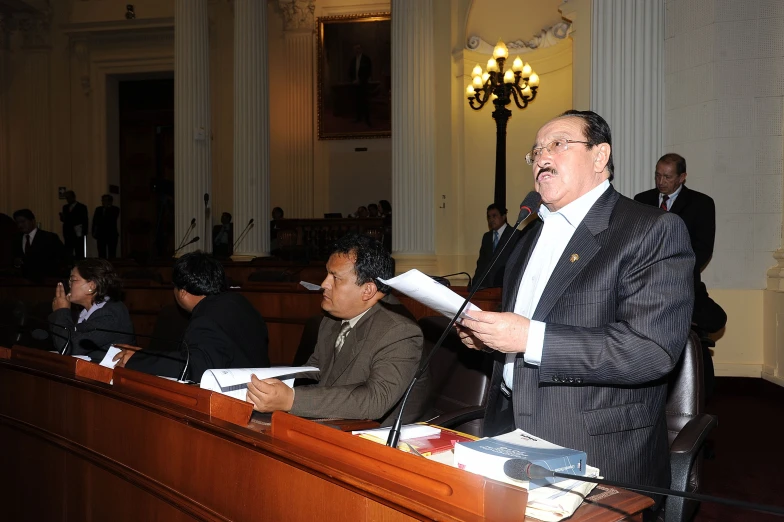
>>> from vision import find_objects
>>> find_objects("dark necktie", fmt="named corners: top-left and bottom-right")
top-left (24, 234), bottom-right (31, 254)
top-left (660, 195), bottom-right (669, 211)
top-left (493, 230), bottom-right (500, 251)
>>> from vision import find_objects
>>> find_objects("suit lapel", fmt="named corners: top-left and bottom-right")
top-left (669, 185), bottom-right (690, 215)
top-left (502, 221), bottom-right (543, 311)
top-left (323, 304), bottom-right (380, 387)
top-left (531, 187), bottom-right (619, 321)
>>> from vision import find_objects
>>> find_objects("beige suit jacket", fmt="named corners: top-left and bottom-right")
top-left (289, 299), bottom-right (426, 426)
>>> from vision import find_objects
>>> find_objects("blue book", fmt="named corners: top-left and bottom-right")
top-left (453, 429), bottom-right (587, 490)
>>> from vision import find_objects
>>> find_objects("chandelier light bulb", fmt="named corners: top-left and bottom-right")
top-left (522, 62), bottom-right (532, 76)
top-left (522, 85), bottom-right (532, 98)
top-left (493, 40), bottom-right (509, 60)
top-left (466, 85), bottom-right (475, 97)
top-left (482, 72), bottom-right (490, 83)
top-left (528, 72), bottom-right (540, 87)
top-left (487, 58), bottom-right (498, 72)
top-left (472, 64), bottom-right (483, 77)
top-left (512, 57), bottom-right (523, 72)
top-left (503, 70), bottom-right (514, 84)
top-left (472, 75), bottom-right (483, 88)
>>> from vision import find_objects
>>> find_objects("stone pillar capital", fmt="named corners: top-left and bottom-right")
top-left (278, 0), bottom-right (315, 32)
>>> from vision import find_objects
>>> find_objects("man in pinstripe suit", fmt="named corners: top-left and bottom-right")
top-left (458, 111), bottom-right (694, 508)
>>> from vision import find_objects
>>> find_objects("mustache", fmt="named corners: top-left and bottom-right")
top-left (536, 167), bottom-right (557, 181)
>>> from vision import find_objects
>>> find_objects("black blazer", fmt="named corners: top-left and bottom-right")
top-left (125, 292), bottom-right (270, 382)
top-left (471, 225), bottom-right (521, 290)
top-left (348, 54), bottom-right (372, 83)
top-left (49, 300), bottom-right (136, 361)
top-left (483, 186), bottom-right (694, 490)
top-left (61, 202), bottom-right (89, 239)
top-left (92, 205), bottom-right (120, 239)
top-left (13, 229), bottom-right (65, 280)
top-left (634, 185), bottom-right (714, 276)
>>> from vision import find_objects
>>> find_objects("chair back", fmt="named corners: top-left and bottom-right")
top-left (418, 316), bottom-right (492, 436)
top-left (666, 331), bottom-right (704, 444)
top-left (148, 304), bottom-right (190, 352)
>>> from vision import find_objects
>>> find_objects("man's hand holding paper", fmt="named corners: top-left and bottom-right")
top-left (457, 311), bottom-right (530, 354)
top-left (246, 375), bottom-right (295, 412)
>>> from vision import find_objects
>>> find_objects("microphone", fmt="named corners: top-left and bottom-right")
top-left (502, 459), bottom-right (784, 518)
top-left (231, 218), bottom-right (254, 252)
top-left (386, 191), bottom-right (542, 449)
top-left (175, 218), bottom-right (197, 251)
top-left (173, 236), bottom-right (200, 256)
top-left (203, 193), bottom-right (209, 206)
top-left (428, 272), bottom-right (473, 288)
top-left (33, 326), bottom-right (193, 383)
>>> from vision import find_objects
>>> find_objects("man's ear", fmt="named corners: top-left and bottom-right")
top-left (594, 143), bottom-right (611, 173)
top-left (361, 281), bottom-right (379, 302)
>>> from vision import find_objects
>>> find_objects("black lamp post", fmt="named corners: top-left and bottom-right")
top-left (467, 41), bottom-right (540, 207)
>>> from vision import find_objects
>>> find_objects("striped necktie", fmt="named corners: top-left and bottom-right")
top-left (334, 321), bottom-right (352, 353)
top-left (660, 195), bottom-right (669, 211)
top-left (493, 230), bottom-right (500, 251)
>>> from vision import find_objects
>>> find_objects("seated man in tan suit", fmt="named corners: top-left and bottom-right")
top-left (246, 233), bottom-right (428, 425)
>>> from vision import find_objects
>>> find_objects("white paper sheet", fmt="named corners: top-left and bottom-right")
top-left (352, 424), bottom-right (441, 440)
top-left (378, 269), bottom-right (482, 320)
top-left (299, 281), bottom-right (323, 291)
top-left (200, 366), bottom-right (319, 401)
top-left (97, 345), bottom-right (123, 369)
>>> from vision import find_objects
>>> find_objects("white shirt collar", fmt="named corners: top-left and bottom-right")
top-left (661, 183), bottom-right (684, 200)
top-left (538, 179), bottom-right (611, 228)
top-left (345, 306), bottom-right (372, 329)
top-left (494, 222), bottom-right (508, 237)
top-left (78, 297), bottom-right (110, 324)
top-left (27, 228), bottom-right (38, 241)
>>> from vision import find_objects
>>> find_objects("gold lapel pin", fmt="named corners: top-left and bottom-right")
top-left (570, 254), bottom-right (579, 263)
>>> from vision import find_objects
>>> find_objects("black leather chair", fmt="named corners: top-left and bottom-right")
top-left (147, 304), bottom-right (190, 352)
top-left (417, 316), bottom-right (493, 436)
top-left (665, 330), bottom-right (717, 522)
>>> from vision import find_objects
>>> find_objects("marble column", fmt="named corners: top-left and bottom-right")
top-left (174, 0), bottom-right (212, 254)
top-left (279, 0), bottom-right (315, 218)
top-left (390, 0), bottom-right (438, 275)
top-left (232, 0), bottom-right (270, 259)
top-left (590, 0), bottom-right (663, 198)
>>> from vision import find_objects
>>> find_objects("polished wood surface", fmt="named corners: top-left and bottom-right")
top-left (0, 348), bottom-right (652, 521)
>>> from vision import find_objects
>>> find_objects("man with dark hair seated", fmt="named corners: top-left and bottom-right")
top-left (245, 232), bottom-right (428, 426)
top-left (116, 251), bottom-right (269, 381)
top-left (12, 208), bottom-right (65, 281)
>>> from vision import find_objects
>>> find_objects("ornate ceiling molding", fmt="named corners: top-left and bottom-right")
top-left (466, 21), bottom-right (572, 55)
top-left (278, 0), bottom-right (315, 31)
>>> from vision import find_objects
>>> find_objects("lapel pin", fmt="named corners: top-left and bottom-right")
top-left (570, 254), bottom-right (579, 263)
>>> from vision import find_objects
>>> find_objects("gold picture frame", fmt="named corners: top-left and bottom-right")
top-left (317, 13), bottom-right (391, 140)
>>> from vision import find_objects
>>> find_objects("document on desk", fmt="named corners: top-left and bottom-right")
top-left (378, 269), bottom-right (483, 320)
top-left (97, 346), bottom-right (123, 369)
top-left (200, 366), bottom-right (319, 401)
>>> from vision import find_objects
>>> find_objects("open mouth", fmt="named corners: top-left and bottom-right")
top-left (537, 169), bottom-right (556, 182)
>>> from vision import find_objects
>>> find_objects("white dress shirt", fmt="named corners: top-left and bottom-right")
top-left (493, 222), bottom-right (507, 249)
top-left (21, 227), bottom-right (38, 253)
top-left (503, 180), bottom-right (611, 390)
top-left (78, 297), bottom-right (109, 324)
top-left (658, 184), bottom-right (683, 210)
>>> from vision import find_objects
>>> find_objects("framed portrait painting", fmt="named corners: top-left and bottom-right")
top-left (317, 13), bottom-right (391, 140)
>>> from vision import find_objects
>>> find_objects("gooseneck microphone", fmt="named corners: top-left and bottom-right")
top-left (48, 321), bottom-right (73, 356)
top-left (173, 236), bottom-right (200, 256)
top-left (231, 218), bottom-right (254, 252)
top-left (385, 191), bottom-right (542, 449)
top-left (502, 459), bottom-right (784, 518)
top-left (203, 193), bottom-right (210, 251)
top-left (32, 326), bottom-right (193, 383)
top-left (175, 218), bottom-right (197, 252)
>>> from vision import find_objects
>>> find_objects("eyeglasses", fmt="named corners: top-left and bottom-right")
top-left (525, 139), bottom-right (591, 165)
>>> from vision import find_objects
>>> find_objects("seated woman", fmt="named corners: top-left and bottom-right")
top-left (48, 258), bottom-right (136, 361)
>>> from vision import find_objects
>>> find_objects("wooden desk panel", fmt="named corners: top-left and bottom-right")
top-left (0, 357), bottom-right (651, 522)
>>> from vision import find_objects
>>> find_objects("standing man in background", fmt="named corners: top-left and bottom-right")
top-left (470, 203), bottom-right (520, 290)
top-left (92, 194), bottom-right (120, 259)
top-left (60, 191), bottom-right (88, 260)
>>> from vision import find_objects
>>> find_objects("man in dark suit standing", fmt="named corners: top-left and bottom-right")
top-left (471, 203), bottom-right (521, 290)
top-left (634, 153), bottom-right (726, 335)
top-left (458, 111), bottom-right (694, 512)
top-left (348, 44), bottom-right (372, 125)
top-left (92, 194), bottom-right (120, 259)
top-left (12, 209), bottom-right (65, 281)
top-left (60, 190), bottom-right (89, 260)
top-left (116, 252), bottom-right (270, 381)
top-left (245, 233), bottom-right (428, 426)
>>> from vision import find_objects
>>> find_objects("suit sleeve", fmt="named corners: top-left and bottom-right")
top-left (49, 304), bottom-right (136, 360)
top-left (692, 196), bottom-right (715, 272)
top-left (289, 322), bottom-right (422, 421)
top-left (539, 213), bottom-right (694, 385)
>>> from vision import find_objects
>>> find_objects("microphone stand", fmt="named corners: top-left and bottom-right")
top-left (175, 218), bottom-right (196, 252)
top-left (173, 236), bottom-right (200, 257)
top-left (231, 219), bottom-right (254, 254)
top-left (204, 194), bottom-right (210, 253)
top-left (385, 192), bottom-right (541, 449)
top-left (504, 460), bottom-right (784, 518)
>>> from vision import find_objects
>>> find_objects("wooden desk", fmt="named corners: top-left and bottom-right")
top-left (0, 348), bottom-right (652, 521)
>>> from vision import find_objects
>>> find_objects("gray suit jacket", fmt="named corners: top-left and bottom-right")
top-left (290, 299), bottom-right (427, 426)
top-left (483, 186), bottom-right (694, 489)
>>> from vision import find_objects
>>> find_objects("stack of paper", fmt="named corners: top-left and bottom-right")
top-left (200, 366), bottom-right (318, 401)
top-left (378, 269), bottom-right (482, 320)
